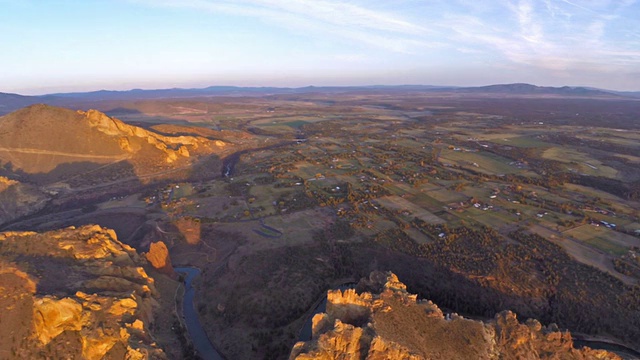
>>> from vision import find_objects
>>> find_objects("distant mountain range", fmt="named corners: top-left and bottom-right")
top-left (1, 83), bottom-right (638, 114)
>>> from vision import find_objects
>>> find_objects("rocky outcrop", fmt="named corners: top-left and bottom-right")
top-left (79, 109), bottom-right (218, 163)
top-left (290, 271), bottom-right (621, 360)
top-left (0, 177), bottom-right (48, 225)
top-left (0, 225), bottom-right (166, 359)
top-left (145, 241), bottom-right (176, 277)
top-left (0, 176), bottom-right (17, 191)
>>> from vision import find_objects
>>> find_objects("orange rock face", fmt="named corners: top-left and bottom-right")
top-left (0, 225), bottom-right (166, 359)
top-left (145, 241), bottom-right (176, 277)
top-left (290, 271), bottom-right (622, 360)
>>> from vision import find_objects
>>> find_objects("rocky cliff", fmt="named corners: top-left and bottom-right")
top-left (0, 225), bottom-right (166, 359)
top-left (291, 271), bottom-right (621, 360)
top-left (79, 109), bottom-right (217, 163)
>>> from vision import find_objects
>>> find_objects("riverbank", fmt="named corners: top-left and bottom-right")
top-left (175, 267), bottom-right (224, 360)
top-left (572, 333), bottom-right (640, 360)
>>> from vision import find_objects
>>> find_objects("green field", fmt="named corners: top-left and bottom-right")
top-left (563, 225), bottom-right (632, 255)
top-left (424, 188), bottom-right (467, 204)
top-left (487, 135), bottom-right (553, 148)
top-left (439, 149), bottom-right (520, 175)
top-left (542, 147), bottom-right (619, 178)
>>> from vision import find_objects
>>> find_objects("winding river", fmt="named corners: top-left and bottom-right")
top-left (175, 267), bottom-right (223, 360)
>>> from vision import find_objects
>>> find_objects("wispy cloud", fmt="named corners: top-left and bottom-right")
top-left (130, 0), bottom-right (640, 74)
top-left (440, 0), bottom-right (640, 73)
top-left (129, 0), bottom-right (433, 53)
top-left (559, 0), bottom-right (598, 14)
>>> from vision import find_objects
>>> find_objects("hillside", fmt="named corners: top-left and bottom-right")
top-left (0, 104), bottom-right (237, 229)
top-left (453, 83), bottom-right (617, 97)
top-left (291, 271), bottom-right (622, 359)
top-left (0, 105), bottom-right (216, 180)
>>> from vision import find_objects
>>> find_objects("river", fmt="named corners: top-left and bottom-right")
top-left (573, 339), bottom-right (640, 359)
top-left (175, 267), bottom-right (223, 360)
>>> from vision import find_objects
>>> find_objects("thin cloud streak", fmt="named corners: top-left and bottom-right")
top-left (129, 0), bottom-right (433, 53)
top-left (440, 0), bottom-right (639, 74)
top-left (559, 0), bottom-right (598, 14)
top-left (130, 0), bottom-right (639, 73)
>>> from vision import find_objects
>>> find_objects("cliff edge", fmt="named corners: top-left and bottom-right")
top-left (291, 271), bottom-right (621, 360)
top-left (0, 225), bottom-right (166, 359)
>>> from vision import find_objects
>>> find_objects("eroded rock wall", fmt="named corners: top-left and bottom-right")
top-left (291, 271), bottom-right (621, 360)
top-left (0, 225), bottom-right (166, 359)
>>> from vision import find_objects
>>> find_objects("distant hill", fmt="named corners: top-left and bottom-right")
top-left (607, 90), bottom-right (640, 98)
top-left (48, 86), bottom-right (299, 100)
top-left (452, 83), bottom-right (617, 96)
top-left (46, 85), bottom-right (458, 101)
top-left (0, 84), bottom-right (634, 113)
top-left (0, 92), bottom-right (67, 115)
top-left (45, 83), bottom-right (633, 100)
top-left (0, 92), bottom-right (43, 112)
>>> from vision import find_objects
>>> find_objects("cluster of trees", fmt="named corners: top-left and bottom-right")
top-left (367, 218), bottom-right (640, 346)
top-left (573, 175), bottom-right (640, 200)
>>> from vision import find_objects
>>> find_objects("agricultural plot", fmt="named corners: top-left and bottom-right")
top-left (486, 135), bottom-right (553, 148)
top-left (579, 130), bottom-right (640, 147)
top-left (172, 183), bottom-right (194, 199)
top-left (424, 188), bottom-right (467, 204)
top-left (291, 161), bottom-right (325, 180)
top-left (405, 227), bottom-right (432, 244)
top-left (99, 194), bottom-right (147, 210)
top-left (614, 154), bottom-right (640, 164)
top-left (563, 225), bottom-right (633, 255)
top-left (548, 236), bottom-right (634, 285)
top-left (625, 222), bottom-right (640, 234)
top-left (439, 149), bottom-right (520, 175)
top-left (542, 147), bottom-right (619, 178)
top-left (562, 183), bottom-right (639, 215)
top-left (467, 208), bottom-right (518, 229)
top-left (358, 214), bottom-right (399, 237)
top-left (249, 184), bottom-right (293, 210)
top-left (410, 192), bottom-right (445, 212)
top-left (461, 186), bottom-right (496, 200)
top-left (376, 195), bottom-right (445, 224)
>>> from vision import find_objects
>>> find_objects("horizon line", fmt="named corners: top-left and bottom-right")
top-left (3, 82), bottom-right (639, 97)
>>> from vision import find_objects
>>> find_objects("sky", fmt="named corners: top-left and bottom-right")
top-left (1, 0), bottom-right (639, 94)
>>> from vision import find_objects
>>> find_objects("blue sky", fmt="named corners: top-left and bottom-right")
top-left (1, 0), bottom-right (639, 94)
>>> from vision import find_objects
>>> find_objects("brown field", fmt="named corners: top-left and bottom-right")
top-left (377, 195), bottom-right (445, 224)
